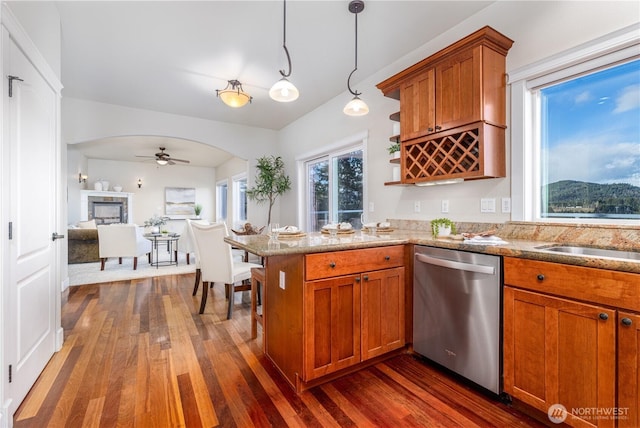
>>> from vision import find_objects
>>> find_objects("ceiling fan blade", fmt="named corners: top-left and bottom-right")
top-left (135, 155), bottom-right (156, 158)
top-left (168, 160), bottom-right (176, 165)
top-left (168, 157), bottom-right (190, 163)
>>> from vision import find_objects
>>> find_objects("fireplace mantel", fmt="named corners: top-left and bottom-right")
top-left (80, 190), bottom-right (134, 224)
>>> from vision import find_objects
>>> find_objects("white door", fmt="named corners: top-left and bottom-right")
top-left (3, 30), bottom-right (60, 418)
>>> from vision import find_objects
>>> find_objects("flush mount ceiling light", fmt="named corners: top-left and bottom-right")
top-left (343, 0), bottom-right (369, 116)
top-left (216, 79), bottom-right (253, 108)
top-left (269, 0), bottom-right (299, 102)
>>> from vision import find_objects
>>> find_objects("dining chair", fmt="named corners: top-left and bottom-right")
top-left (184, 219), bottom-right (209, 296)
top-left (190, 222), bottom-right (262, 318)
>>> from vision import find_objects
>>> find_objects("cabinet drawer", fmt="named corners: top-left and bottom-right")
top-left (306, 246), bottom-right (404, 281)
top-left (504, 257), bottom-right (640, 312)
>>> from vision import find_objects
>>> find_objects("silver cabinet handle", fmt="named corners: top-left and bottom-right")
top-left (52, 232), bottom-right (65, 241)
top-left (415, 253), bottom-right (495, 275)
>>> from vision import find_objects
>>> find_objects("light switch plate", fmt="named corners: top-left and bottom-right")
top-left (501, 197), bottom-right (511, 213)
top-left (279, 271), bottom-right (286, 290)
top-left (480, 198), bottom-right (496, 213)
top-left (441, 200), bottom-right (449, 213)
top-left (369, 202), bottom-right (375, 212)
top-left (414, 201), bottom-right (421, 213)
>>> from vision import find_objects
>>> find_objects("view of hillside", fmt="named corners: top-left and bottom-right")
top-left (543, 180), bottom-right (640, 215)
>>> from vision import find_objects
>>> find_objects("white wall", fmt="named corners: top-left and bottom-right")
top-left (63, 98), bottom-right (274, 226)
top-left (276, 0), bottom-right (640, 227)
top-left (6, 1), bottom-right (61, 78)
top-left (74, 159), bottom-right (215, 225)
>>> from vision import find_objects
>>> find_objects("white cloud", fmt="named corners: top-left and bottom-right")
top-left (546, 137), bottom-right (639, 186)
top-left (574, 91), bottom-right (591, 104)
top-left (613, 84), bottom-right (640, 113)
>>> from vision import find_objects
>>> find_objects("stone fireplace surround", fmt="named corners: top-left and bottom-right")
top-left (80, 190), bottom-right (134, 224)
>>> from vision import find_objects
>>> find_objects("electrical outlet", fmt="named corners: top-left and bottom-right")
top-left (480, 198), bottom-right (496, 213)
top-left (501, 197), bottom-right (511, 213)
top-left (279, 271), bottom-right (286, 290)
top-left (441, 199), bottom-right (449, 213)
top-left (414, 201), bottom-right (421, 213)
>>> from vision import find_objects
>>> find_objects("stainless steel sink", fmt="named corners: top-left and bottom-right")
top-left (536, 245), bottom-right (640, 261)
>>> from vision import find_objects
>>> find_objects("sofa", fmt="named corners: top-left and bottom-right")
top-left (68, 220), bottom-right (100, 264)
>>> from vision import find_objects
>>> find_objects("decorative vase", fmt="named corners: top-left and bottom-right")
top-left (150, 226), bottom-right (160, 234)
top-left (101, 180), bottom-right (110, 191)
top-left (94, 181), bottom-right (103, 191)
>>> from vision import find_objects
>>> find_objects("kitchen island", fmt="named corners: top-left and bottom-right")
top-left (225, 221), bottom-right (640, 396)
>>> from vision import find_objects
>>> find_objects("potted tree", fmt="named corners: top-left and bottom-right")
top-left (194, 204), bottom-right (202, 219)
top-left (246, 155), bottom-right (291, 226)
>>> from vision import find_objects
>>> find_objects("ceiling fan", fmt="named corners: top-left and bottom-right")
top-left (136, 147), bottom-right (190, 165)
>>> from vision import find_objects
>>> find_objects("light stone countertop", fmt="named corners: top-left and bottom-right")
top-left (226, 220), bottom-right (640, 275)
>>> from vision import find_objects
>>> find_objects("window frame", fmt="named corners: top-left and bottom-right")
top-left (510, 23), bottom-right (640, 224)
top-left (215, 179), bottom-right (228, 224)
top-left (232, 172), bottom-right (247, 227)
top-left (296, 131), bottom-right (368, 231)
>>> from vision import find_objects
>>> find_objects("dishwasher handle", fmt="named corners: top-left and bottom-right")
top-left (415, 253), bottom-right (495, 275)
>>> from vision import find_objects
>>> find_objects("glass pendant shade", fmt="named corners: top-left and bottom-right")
top-left (216, 80), bottom-right (252, 108)
top-left (156, 159), bottom-right (168, 166)
top-left (269, 77), bottom-right (299, 102)
top-left (343, 95), bottom-right (369, 116)
top-left (218, 90), bottom-right (251, 108)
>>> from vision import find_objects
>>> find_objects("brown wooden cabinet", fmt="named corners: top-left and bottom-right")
top-left (361, 266), bottom-right (405, 360)
top-left (503, 257), bottom-right (640, 427)
top-left (303, 247), bottom-right (405, 382)
top-left (618, 311), bottom-right (640, 428)
top-left (504, 286), bottom-right (616, 428)
top-left (304, 274), bottom-right (361, 381)
top-left (377, 26), bottom-right (513, 184)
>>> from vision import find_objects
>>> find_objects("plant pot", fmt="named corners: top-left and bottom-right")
top-left (392, 151), bottom-right (401, 159)
top-left (437, 225), bottom-right (452, 237)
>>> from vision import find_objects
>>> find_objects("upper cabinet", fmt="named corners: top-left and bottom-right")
top-left (377, 26), bottom-right (513, 184)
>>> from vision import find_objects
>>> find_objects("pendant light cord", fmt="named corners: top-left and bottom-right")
top-left (347, 3), bottom-right (361, 97)
top-left (280, 0), bottom-right (292, 78)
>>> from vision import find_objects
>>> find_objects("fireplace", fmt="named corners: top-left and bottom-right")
top-left (92, 201), bottom-right (124, 224)
top-left (81, 190), bottom-right (133, 224)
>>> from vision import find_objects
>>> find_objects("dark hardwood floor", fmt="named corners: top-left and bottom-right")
top-left (14, 273), bottom-right (547, 427)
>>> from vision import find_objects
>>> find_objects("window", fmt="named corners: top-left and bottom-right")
top-left (538, 60), bottom-right (639, 219)
top-left (216, 180), bottom-right (228, 223)
top-left (233, 174), bottom-right (247, 227)
top-left (510, 25), bottom-right (639, 223)
top-left (300, 135), bottom-right (366, 231)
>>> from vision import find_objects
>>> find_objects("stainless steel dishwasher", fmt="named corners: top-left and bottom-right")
top-left (413, 246), bottom-right (502, 394)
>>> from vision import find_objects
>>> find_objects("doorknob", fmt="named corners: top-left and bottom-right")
top-left (51, 232), bottom-right (65, 241)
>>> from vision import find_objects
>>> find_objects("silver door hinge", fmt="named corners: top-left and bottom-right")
top-left (8, 365), bottom-right (12, 383)
top-left (8, 222), bottom-right (12, 240)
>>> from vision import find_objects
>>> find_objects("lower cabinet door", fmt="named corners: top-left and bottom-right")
top-left (361, 267), bottom-right (405, 360)
top-left (618, 311), bottom-right (640, 428)
top-left (504, 287), bottom-right (616, 428)
top-left (303, 275), bottom-right (361, 381)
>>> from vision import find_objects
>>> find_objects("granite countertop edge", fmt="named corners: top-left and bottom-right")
top-left (226, 229), bottom-right (640, 275)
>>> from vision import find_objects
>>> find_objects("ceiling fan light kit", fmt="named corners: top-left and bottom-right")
top-left (216, 79), bottom-right (252, 108)
top-left (269, 0), bottom-right (299, 103)
top-left (344, 0), bottom-right (369, 117)
top-left (136, 147), bottom-right (190, 166)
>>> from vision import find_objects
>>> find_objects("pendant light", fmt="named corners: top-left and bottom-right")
top-left (269, 0), bottom-right (299, 102)
top-left (216, 79), bottom-right (252, 108)
top-left (344, 0), bottom-right (369, 116)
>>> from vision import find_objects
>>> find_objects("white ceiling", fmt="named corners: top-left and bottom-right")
top-left (57, 0), bottom-right (494, 166)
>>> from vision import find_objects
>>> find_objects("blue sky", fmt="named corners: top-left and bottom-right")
top-left (541, 59), bottom-right (640, 187)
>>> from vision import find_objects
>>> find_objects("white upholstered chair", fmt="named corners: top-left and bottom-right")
top-left (190, 222), bottom-right (262, 318)
top-left (97, 224), bottom-right (152, 270)
top-left (184, 219), bottom-right (209, 296)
